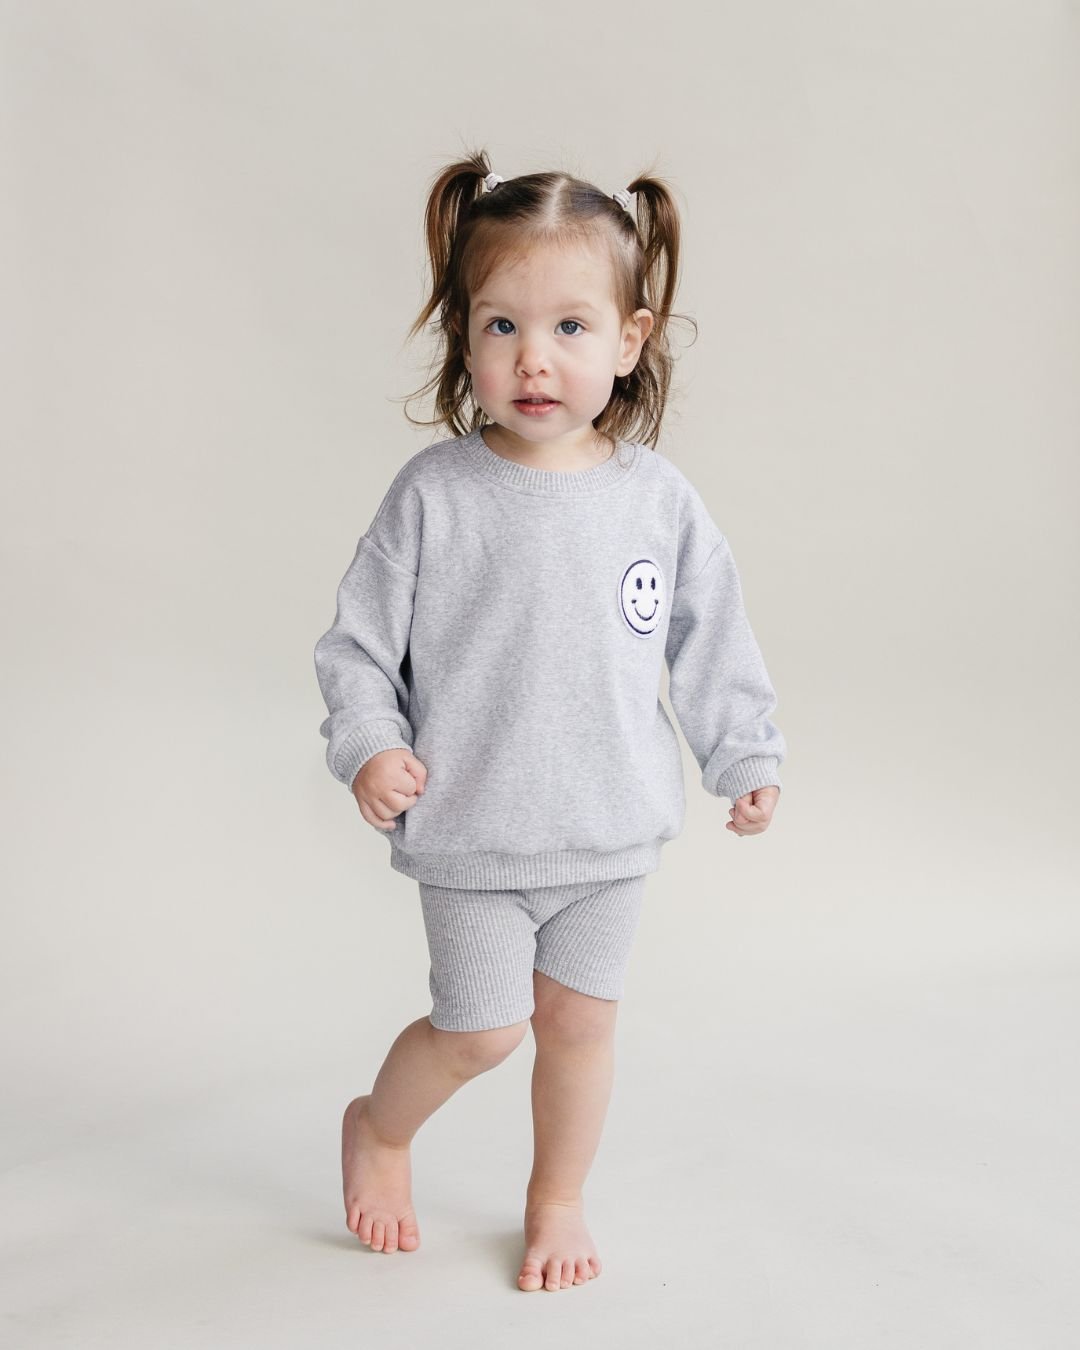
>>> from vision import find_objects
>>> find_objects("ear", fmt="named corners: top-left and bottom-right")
top-left (616, 308), bottom-right (654, 376)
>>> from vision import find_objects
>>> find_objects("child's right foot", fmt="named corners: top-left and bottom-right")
top-left (341, 1094), bottom-right (421, 1253)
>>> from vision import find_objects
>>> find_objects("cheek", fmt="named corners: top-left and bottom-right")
top-left (470, 367), bottom-right (500, 400)
top-left (468, 345), bottom-right (496, 377)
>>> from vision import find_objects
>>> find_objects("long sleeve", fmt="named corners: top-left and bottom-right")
top-left (313, 533), bottom-right (417, 791)
top-left (664, 530), bottom-right (787, 803)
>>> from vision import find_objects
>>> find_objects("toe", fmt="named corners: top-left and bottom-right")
top-left (574, 1257), bottom-right (590, 1284)
top-left (399, 1219), bottom-right (421, 1251)
top-left (371, 1220), bottom-right (385, 1252)
top-left (518, 1258), bottom-right (544, 1291)
top-left (589, 1255), bottom-right (602, 1277)
top-left (561, 1257), bottom-right (575, 1288)
top-left (358, 1214), bottom-right (373, 1245)
top-left (345, 1203), bottom-right (361, 1235)
top-left (382, 1220), bottom-right (398, 1253)
top-left (545, 1259), bottom-right (562, 1291)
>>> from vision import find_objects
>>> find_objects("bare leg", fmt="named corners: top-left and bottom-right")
top-left (343, 1014), bottom-right (528, 1252)
top-left (518, 971), bottom-right (618, 1291)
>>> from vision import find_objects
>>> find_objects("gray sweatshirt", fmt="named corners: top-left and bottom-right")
top-left (314, 426), bottom-right (786, 889)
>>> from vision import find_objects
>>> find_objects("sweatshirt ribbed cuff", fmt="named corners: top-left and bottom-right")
top-left (333, 720), bottom-right (414, 790)
top-left (710, 756), bottom-right (782, 802)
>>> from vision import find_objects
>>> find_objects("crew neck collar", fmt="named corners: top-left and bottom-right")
top-left (460, 426), bottom-right (641, 496)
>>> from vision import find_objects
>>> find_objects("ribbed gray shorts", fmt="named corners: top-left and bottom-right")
top-left (417, 875), bottom-right (648, 1032)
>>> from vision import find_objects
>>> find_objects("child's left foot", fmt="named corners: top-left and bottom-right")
top-left (518, 1197), bottom-right (602, 1291)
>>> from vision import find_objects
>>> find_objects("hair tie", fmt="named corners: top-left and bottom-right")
top-left (612, 188), bottom-right (633, 211)
top-left (483, 171), bottom-right (505, 192)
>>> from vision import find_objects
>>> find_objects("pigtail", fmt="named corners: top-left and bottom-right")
top-left (627, 172), bottom-right (682, 348)
top-left (405, 151), bottom-right (491, 349)
top-left (606, 170), bottom-right (697, 447)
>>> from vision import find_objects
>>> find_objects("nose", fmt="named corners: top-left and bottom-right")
top-left (514, 336), bottom-right (551, 377)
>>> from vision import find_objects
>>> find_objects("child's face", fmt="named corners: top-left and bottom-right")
top-left (463, 240), bottom-right (653, 452)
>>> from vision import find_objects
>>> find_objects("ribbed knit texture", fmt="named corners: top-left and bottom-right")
top-left (314, 426), bottom-right (787, 889)
top-left (418, 875), bottom-right (647, 1031)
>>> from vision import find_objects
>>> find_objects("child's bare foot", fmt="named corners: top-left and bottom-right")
top-left (518, 1197), bottom-right (601, 1291)
top-left (341, 1094), bottom-right (421, 1253)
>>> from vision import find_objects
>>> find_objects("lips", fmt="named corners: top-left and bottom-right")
top-left (513, 398), bottom-right (560, 417)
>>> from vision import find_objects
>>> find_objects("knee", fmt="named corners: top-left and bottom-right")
top-left (531, 978), bottom-right (618, 1047)
top-left (429, 1018), bottom-right (530, 1075)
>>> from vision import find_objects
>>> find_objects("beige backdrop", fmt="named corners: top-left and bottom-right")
top-left (2, 1), bottom-right (1077, 1345)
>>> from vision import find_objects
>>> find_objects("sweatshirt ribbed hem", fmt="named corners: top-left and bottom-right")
top-left (387, 840), bottom-right (664, 889)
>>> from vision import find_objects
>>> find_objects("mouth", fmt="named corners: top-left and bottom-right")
top-left (513, 399), bottom-right (560, 416)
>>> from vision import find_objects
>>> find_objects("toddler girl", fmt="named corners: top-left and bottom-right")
top-left (314, 150), bottom-right (787, 1292)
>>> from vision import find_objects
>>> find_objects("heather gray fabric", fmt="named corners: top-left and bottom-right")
top-left (314, 426), bottom-right (786, 889)
top-left (417, 875), bottom-right (648, 1032)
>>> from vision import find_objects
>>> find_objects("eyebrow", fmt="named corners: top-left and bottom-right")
top-left (472, 298), bottom-right (603, 316)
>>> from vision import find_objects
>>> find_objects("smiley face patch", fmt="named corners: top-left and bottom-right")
top-left (618, 557), bottom-right (665, 637)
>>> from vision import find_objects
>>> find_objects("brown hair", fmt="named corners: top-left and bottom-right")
top-left (397, 146), bottom-right (697, 449)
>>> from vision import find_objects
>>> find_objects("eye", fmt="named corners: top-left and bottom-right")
top-left (650, 577), bottom-right (656, 589)
top-left (481, 318), bottom-right (586, 336)
top-left (635, 577), bottom-right (642, 589)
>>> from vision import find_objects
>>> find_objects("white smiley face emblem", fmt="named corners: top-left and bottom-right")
top-left (619, 558), bottom-right (665, 636)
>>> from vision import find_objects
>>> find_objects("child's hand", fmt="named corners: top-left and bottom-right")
top-left (727, 785), bottom-right (780, 836)
top-left (350, 749), bottom-right (428, 831)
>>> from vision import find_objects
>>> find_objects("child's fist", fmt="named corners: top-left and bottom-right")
top-left (350, 749), bottom-right (428, 831)
top-left (727, 785), bottom-right (779, 836)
